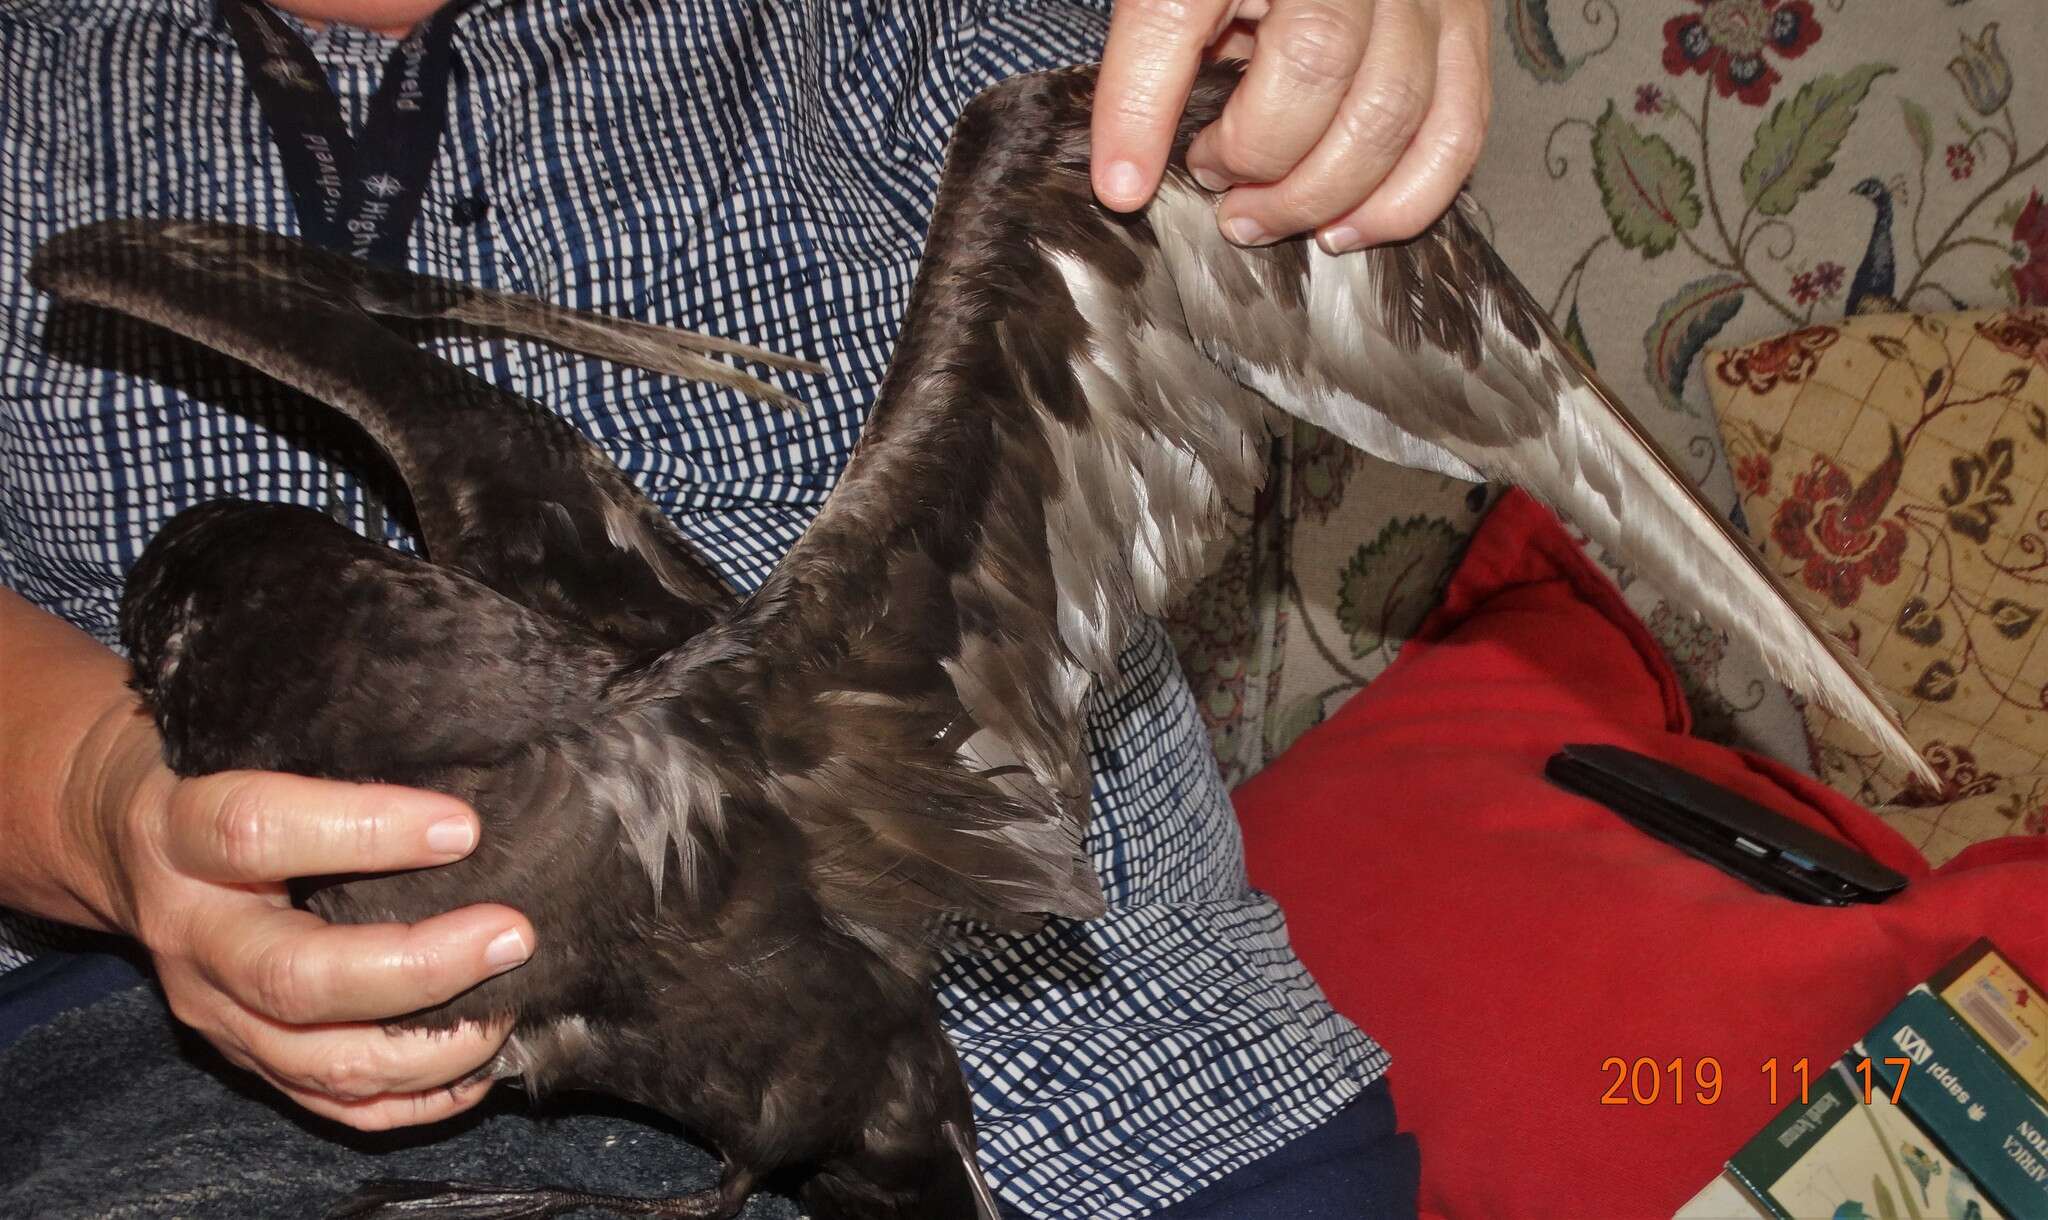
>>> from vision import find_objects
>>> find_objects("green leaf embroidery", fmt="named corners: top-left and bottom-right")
top-left (1993, 263), bottom-right (2019, 304)
top-left (1502, 0), bottom-right (1599, 84)
top-left (1741, 64), bottom-right (1897, 217)
top-left (1335, 517), bottom-right (1467, 661)
top-left (1901, 97), bottom-right (1934, 166)
top-left (1562, 300), bottom-right (1596, 369)
top-left (1642, 274), bottom-right (1747, 414)
top-left (1264, 695), bottom-right (1329, 760)
top-left (1591, 102), bottom-right (1702, 256)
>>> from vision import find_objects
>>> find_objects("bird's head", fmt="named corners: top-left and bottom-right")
top-left (1851, 176), bottom-right (1890, 202)
top-left (118, 499), bottom-right (253, 709)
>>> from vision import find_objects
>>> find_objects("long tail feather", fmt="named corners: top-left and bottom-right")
top-left (35, 219), bottom-right (822, 410)
top-left (379, 286), bottom-right (824, 411)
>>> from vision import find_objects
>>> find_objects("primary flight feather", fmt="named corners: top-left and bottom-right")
top-left (28, 61), bottom-right (1930, 1220)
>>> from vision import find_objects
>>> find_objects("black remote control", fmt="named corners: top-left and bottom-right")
top-left (1545, 744), bottom-right (1909, 906)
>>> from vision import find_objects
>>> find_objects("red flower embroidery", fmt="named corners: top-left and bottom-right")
top-left (1977, 308), bottom-right (2048, 366)
top-left (1789, 261), bottom-right (1846, 306)
top-left (1736, 452), bottom-right (1773, 497)
top-left (1715, 325), bottom-right (1840, 393)
top-left (1663, 0), bottom-right (1822, 106)
top-left (2012, 190), bottom-right (2048, 306)
top-left (1634, 83), bottom-right (1666, 115)
top-left (1946, 143), bottom-right (1976, 180)
top-left (1897, 743), bottom-right (2003, 807)
top-left (1770, 438), bottom-right (1908, 608)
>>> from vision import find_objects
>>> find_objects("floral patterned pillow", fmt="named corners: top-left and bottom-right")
top-left (1710, 308), bottom-right (2048, 863)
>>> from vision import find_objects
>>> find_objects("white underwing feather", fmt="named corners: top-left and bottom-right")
top-left (1040, 247), bottom-right (1265, 688)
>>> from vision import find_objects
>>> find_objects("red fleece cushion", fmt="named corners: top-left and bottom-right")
top-left (1233, 490), bottom-right (2048, 1220)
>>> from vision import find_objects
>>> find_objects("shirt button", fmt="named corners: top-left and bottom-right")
top-left (452, 195), bottom-right (490, 226)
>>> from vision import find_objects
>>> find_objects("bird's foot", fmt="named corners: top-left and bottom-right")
top-left (325, 1177), bottom-right (748, 1220)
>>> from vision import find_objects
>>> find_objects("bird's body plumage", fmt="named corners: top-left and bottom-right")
top-left (29, 62), bottom-right (1932, 1218)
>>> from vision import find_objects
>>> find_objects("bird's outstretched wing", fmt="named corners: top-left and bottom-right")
top-left (675, 58), bottom-right (1930, 937)
top-left (1134, 70), bottom-right (1931, 787)
top-left (28, 220), bottom-right (802, 650)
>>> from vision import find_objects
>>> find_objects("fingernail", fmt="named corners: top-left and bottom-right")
top-left (1223, 216), bottom-right (1270, 246)
top-left (1318, 226), bottom-right (1363, 255)
top-left (1190, 165), bottom-right (1232, 193)
top-left (1101, 158), bottom-right (1145, 205)
top-left (484, 928), bottom-right (530, 972)
top-left (425, 815), bottom-right (476, 856)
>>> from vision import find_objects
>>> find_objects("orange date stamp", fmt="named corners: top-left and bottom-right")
top-left (1597, 1056), bottom-right (1915, 1106)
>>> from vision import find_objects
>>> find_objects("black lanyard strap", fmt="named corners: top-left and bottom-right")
top-left (224, 0), bottom-right (466, 265)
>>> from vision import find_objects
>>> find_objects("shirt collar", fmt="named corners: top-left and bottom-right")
top-left (171, 1), bottom-right (509, 58)
top-left (169, 1), bottom-right (374, 59)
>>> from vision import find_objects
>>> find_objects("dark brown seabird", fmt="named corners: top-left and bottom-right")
top-left (26, 61), bottom-right (1933, 1220)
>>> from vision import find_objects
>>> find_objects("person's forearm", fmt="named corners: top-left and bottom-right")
top-left (0, 585), bottom-right (156, 933)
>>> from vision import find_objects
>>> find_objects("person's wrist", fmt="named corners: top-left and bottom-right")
top-left (52, 693), bottom-right (172, 938)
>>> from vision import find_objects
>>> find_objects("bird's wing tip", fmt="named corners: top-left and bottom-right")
top-left (943, 1121), bottom-right (1003, 1220)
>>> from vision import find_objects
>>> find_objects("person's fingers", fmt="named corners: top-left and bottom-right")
top-left (1318, 0), bottom-right (1490, 249)
top-left (275, 1070), bottom-right (497, 1132)
top-left (1215, 0), bottom-right (1438, 243)
top-left (196, 900), bottom-right (533, 1025)
top-left (133, 767), bottom-right (529, 1134)
top-left (1185, 0), bottom-right (1372, 192)
top-left (1093, 0), bottom-right (1236, 211)
top-left (226, 1012), bottom-right (512, 1102)
top-left (1207, 18), bottom-right (1258, 60)
top-left (162, 771), bottom-right (479, 883)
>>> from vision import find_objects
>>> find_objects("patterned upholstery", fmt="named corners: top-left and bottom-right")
top-left (1712, 307), bottom-right (2048, 864)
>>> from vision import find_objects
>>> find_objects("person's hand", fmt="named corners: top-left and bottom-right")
top-left (73, 708), bottom-right (534, 1131)
top-left (1091, 0), bottom-right (1492, 252)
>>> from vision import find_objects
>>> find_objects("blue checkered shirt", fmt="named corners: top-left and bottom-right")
top-left (0, 1), bottom-right (1386, 1213)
